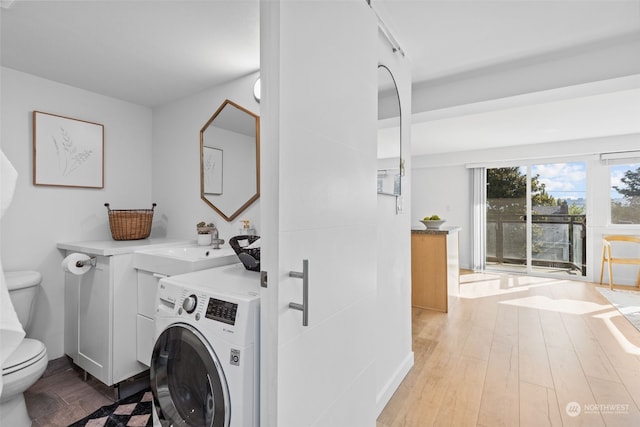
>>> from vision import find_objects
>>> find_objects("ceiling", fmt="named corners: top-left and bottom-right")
top-left (0, 0), bottom-right (260, 107)
top-left (2, 0), bottom-right (640, 155)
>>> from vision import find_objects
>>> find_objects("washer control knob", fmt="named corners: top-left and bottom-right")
top-left (182, 295), bottom-right (197, 314)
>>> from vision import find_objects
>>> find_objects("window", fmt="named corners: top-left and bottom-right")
top-left (610, 163), bottom-right (640, 224)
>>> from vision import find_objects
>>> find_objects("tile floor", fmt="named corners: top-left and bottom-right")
top-left (24, 357), bottom-right (147, 426)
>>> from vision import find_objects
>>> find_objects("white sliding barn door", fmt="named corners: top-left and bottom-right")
top-left (260, 1), bottom-right (379, 426)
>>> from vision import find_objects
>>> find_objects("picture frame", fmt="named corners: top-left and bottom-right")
top-left (203, 146), bottom-right (223, 195)
top-left (33, 111), bottom-right (104, 188)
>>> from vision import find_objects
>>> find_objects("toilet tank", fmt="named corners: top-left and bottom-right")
top-left (5, 270), bottom-right (42, 333)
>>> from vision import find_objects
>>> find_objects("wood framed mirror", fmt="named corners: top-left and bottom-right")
top-left (200, 99), bottom-right (260, 221)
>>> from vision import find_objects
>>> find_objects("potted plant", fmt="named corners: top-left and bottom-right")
top-left (196, 221), bottom-right (215, 245)
top-left (197, 221), bottom-right (215, 234)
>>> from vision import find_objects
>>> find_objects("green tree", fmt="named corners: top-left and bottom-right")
top-left (611, 166), bottom-right (640, 224)
top-left (487, 167), bottom-right (555, 213)
top-left (568, 203), bottom-right (585, 215)
top-left (613, 166), bottom-right (640, 206)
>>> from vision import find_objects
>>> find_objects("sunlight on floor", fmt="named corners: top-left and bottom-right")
top-left (498, 295), bottom-right (609, 315)
top-left (459, 271), bottom-right (640, 356)
top-left (459, 273), bottom-right (564, 299)
top-left (593, 309), bottom-right (640, 356)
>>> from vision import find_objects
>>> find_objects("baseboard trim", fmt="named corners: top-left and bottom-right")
top-left (376, 351), bottom-right (414, 417)
top-left (42, 355), bottom-right (74, 378)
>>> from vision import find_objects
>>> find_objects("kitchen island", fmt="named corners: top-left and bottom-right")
top-left (411, 226), bottom-right (461, 312)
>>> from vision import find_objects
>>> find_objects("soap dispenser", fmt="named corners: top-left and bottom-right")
top-left (239, 220), bottom-right (255, 236)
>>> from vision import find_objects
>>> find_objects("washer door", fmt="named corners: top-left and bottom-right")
top-left (150, 323), bottom-right (230, 427)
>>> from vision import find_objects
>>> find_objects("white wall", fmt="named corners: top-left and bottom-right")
top-left (375, 33), bottom-right (414, 415)
top-left (412, 163), bottom-right (471, 269)
top-left (412, 133), bottom-right (640, 285)
top-left (151, 73), bottom-right (260, 243)
top-left (0, 67), bottom-right (153, 358)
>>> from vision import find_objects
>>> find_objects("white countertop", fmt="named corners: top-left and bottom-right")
top-left (57, 238), bottom-right (193, 256)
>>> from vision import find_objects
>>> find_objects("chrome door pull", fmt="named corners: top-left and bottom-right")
top-left (289, 259), bottom-right (309, 326)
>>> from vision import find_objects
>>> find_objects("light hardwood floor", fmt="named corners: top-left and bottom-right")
top-left (377, 272), bottom-right (640, 427)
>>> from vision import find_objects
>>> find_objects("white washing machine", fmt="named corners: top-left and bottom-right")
top-left (150, 263), bottom-right (260, 427)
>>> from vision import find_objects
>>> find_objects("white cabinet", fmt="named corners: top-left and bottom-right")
top-left (64, 252), bottom-right (145, 386)
top-left (136, 270), bottom-right (166, 366)
top-left (60, 238), bottom-right (192, 387)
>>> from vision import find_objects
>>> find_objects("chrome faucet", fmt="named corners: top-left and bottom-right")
top-left (210, 224), bottom-right (225, 249)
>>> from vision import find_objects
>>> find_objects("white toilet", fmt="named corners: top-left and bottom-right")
top-left (1, 271), bottom-right (48, 427)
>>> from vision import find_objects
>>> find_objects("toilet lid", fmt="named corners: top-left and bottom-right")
top-left (5, 270), bottom-right (42, 291)
top-left (2, 338), bottom-right (46, 375)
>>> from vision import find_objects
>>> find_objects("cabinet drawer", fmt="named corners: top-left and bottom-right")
top-left (136, 314), bottom-right (155, 367)
top-left (137, 271), bottom-right (162, 318)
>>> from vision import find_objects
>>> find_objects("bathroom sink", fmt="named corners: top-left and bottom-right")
top-left (134, 245), bottom-right (239, 276)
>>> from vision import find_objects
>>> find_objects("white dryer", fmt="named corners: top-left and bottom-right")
top-left (150, 263), bottom-right (260, 427)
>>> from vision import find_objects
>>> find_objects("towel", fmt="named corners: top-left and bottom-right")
top-left (1, 148), bottom-right (17, 218)
top-left (0, 149), bottom-right (26, 396)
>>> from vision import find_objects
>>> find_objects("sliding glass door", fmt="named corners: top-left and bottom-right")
top-left (486, 166), bottom-right (528, 270)
top-left (486, 162), bottom-right (586, 277)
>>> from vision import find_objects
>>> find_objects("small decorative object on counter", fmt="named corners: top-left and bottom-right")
top-left (105, 203), bottom-right (156, 240)
top-left (230, 235), bottom-right (260, 271)
top-left (196, 221), bottom-right (215, 235)
top-left (420, 214), bottom-right (446, 230)
top-left (197, 221), bottom-right (216, 246)
top-left (239, 219), bottom-right (256, 236)
top-left (197, 233), bottom-right (212, 246)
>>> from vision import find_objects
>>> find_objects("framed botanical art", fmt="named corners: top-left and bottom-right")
top-left (33, 111), bottom-right (104, 188)
top-left (203, 146), bottom-right (223, 195)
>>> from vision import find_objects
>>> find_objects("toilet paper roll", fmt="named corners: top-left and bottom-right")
top-left (61, 253), bottom-right (92, 276)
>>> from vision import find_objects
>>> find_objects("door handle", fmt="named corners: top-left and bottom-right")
top-left (289, 259), bottom-right (309, 327)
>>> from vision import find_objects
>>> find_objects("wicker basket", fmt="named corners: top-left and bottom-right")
top-left (229, 235), bottom-right (260, 272)
top-left (105, 203), bottom-right (156, 240)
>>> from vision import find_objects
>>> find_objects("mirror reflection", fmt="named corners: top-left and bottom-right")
top-left (200, 99), bottom-right (260, 221)
top-left (377, 64), bottom-right (402, 196)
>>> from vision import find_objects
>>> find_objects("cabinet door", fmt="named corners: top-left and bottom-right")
top-left (112, 254), bottom-right (146, 383)
top-left (64, 271), bottom-right (79, 361)
top-left (77, 257), bottom-right (111, 383)
top-left (137, 270), bottom-right (161, 318)
top-left (136, 314), bottom-right (154, 366)
top-left (136, 270), bottom-right (163, 365)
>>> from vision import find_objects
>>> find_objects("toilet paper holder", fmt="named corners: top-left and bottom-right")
top-left (75, 257), bottom-right (97, 268)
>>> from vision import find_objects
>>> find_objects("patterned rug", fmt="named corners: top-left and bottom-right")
top-left (68, 389), bottom-right (153, 427)
top-left (597, 287), bottom-right (640, 333)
